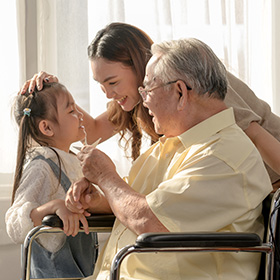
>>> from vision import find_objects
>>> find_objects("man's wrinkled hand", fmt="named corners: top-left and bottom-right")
top-left (77, 146), bottom-right (116, 185)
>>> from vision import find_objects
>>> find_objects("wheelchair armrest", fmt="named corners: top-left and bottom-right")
top-left (42, 214), bottom-right (116, 228)
top-left (135, 232), bottom-right (262, 248)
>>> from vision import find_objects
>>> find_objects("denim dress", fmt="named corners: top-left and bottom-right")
top-left (30, 155), bottom-right (98, 278)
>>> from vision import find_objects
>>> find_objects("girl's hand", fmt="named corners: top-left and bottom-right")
top-left (20, 71), bottom-right (58, 95)
top-left (65, 177), bottom-right (93, 214)
top-left (66, 177), bottom-right (112, 214)
top-left (54, 199), bottom-right (89, 236)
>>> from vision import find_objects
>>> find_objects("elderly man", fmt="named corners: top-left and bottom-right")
top-left (66, 38), bottom-right (272, 279)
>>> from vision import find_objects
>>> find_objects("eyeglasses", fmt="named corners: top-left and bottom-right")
top-left (138, 79), bottom-right (192, 101)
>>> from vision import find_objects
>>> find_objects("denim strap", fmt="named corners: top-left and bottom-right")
top-left (32, 155), bottom-right (71, 192)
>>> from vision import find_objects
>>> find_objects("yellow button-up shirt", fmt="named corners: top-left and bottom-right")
top-left (91, 108), bottom-right (272, 280)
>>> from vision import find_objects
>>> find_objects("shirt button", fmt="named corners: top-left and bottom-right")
top-left (115, 230), bottom-right (120, 235)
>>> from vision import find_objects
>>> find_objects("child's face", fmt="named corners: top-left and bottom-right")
top-left (52, 90), bottom-right (85, 151)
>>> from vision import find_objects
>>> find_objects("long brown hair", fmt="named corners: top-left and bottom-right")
top-left (11, 83), bottom-right (67, 203)
top-left (88, 22), bottom-right (160, 160)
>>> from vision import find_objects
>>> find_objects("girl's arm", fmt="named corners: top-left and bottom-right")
top-left (6, 161), bottom-right (57, 244)
top-left (30, 199), bottom-right (89, 236)
top-left (245, 121), bottom-right (280, 175)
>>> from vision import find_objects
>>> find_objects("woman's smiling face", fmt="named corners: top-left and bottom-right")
top-left (91, 58), bottom-right (141, 112)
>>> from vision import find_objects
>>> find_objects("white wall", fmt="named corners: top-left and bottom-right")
top-left (0, 1), bottom-right (36, 277)
top-left (272, 0), bottom-right (280, 116)
top-left (0, 183), bottom-right (21, 280)
top-left (0, 180), bottom-right (109, 280)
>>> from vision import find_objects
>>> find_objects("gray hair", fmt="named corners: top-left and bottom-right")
top-left (150, 38), bottom-right (228, 100)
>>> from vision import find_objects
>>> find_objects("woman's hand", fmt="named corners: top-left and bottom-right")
top-left (20, 71), bottom-right (58, 95)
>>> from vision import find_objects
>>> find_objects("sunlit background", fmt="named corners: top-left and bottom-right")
top-left (0, 1), bottom-right (279, 279)
top-left (1, 0), bottom-right (279, 179)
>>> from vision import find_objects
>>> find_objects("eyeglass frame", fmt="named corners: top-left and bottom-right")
top-left (138, 79), bottom-right (192, 101)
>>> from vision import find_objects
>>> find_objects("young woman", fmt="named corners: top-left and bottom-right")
top-left (5, 82), bottom-right (97, 278)
top-left (21, 22), bottom-right (280, 190)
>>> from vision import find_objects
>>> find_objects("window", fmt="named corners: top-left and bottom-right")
top-left (0, 1), bottom-right (19, 181)
top-left (1, 0), bottom-right (279, 191)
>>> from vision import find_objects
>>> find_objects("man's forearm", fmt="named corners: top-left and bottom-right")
top-left (97, 173), bottom-right (168, 235)
top-left (87, 189), bottom-right (113, 214)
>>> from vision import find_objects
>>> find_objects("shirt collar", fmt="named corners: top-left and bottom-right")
top-left (171, 107), bottom-right (235, 149)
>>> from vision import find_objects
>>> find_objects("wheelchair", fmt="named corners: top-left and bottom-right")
top-left (21, 214), bottom-right (115, 280)
top-left (22, 188), bottom-right (280, 280)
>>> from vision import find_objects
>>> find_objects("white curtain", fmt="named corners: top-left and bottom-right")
top-left (88, 0), bottom-right (275, 111)
top-left (272, 0), bottom-right (280, 114)
top-left (0, 0), bottom-right (279, 186)
top-left (0, 1), bottom-right (22, 177)
top-left (87, 0), bottom-right (277, 176)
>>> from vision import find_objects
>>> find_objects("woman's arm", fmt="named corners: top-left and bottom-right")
top-left (77, 107), bottom-right (116, 144)
top-left (245, 121), bottom-right (280, 175)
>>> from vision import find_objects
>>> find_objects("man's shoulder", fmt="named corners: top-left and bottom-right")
top-left (211, 124), bottom-right (262, 169)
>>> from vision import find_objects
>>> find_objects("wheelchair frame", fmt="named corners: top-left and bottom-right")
top-left (22, 189), bottom-right (280, 280)
top-left (22, 214), bottom-right (115, 280)
top-left (110, 188), bottom-right (280, 280)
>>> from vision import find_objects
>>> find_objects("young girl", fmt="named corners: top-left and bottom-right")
top-left (5, 82), bottom-right (97, 278)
